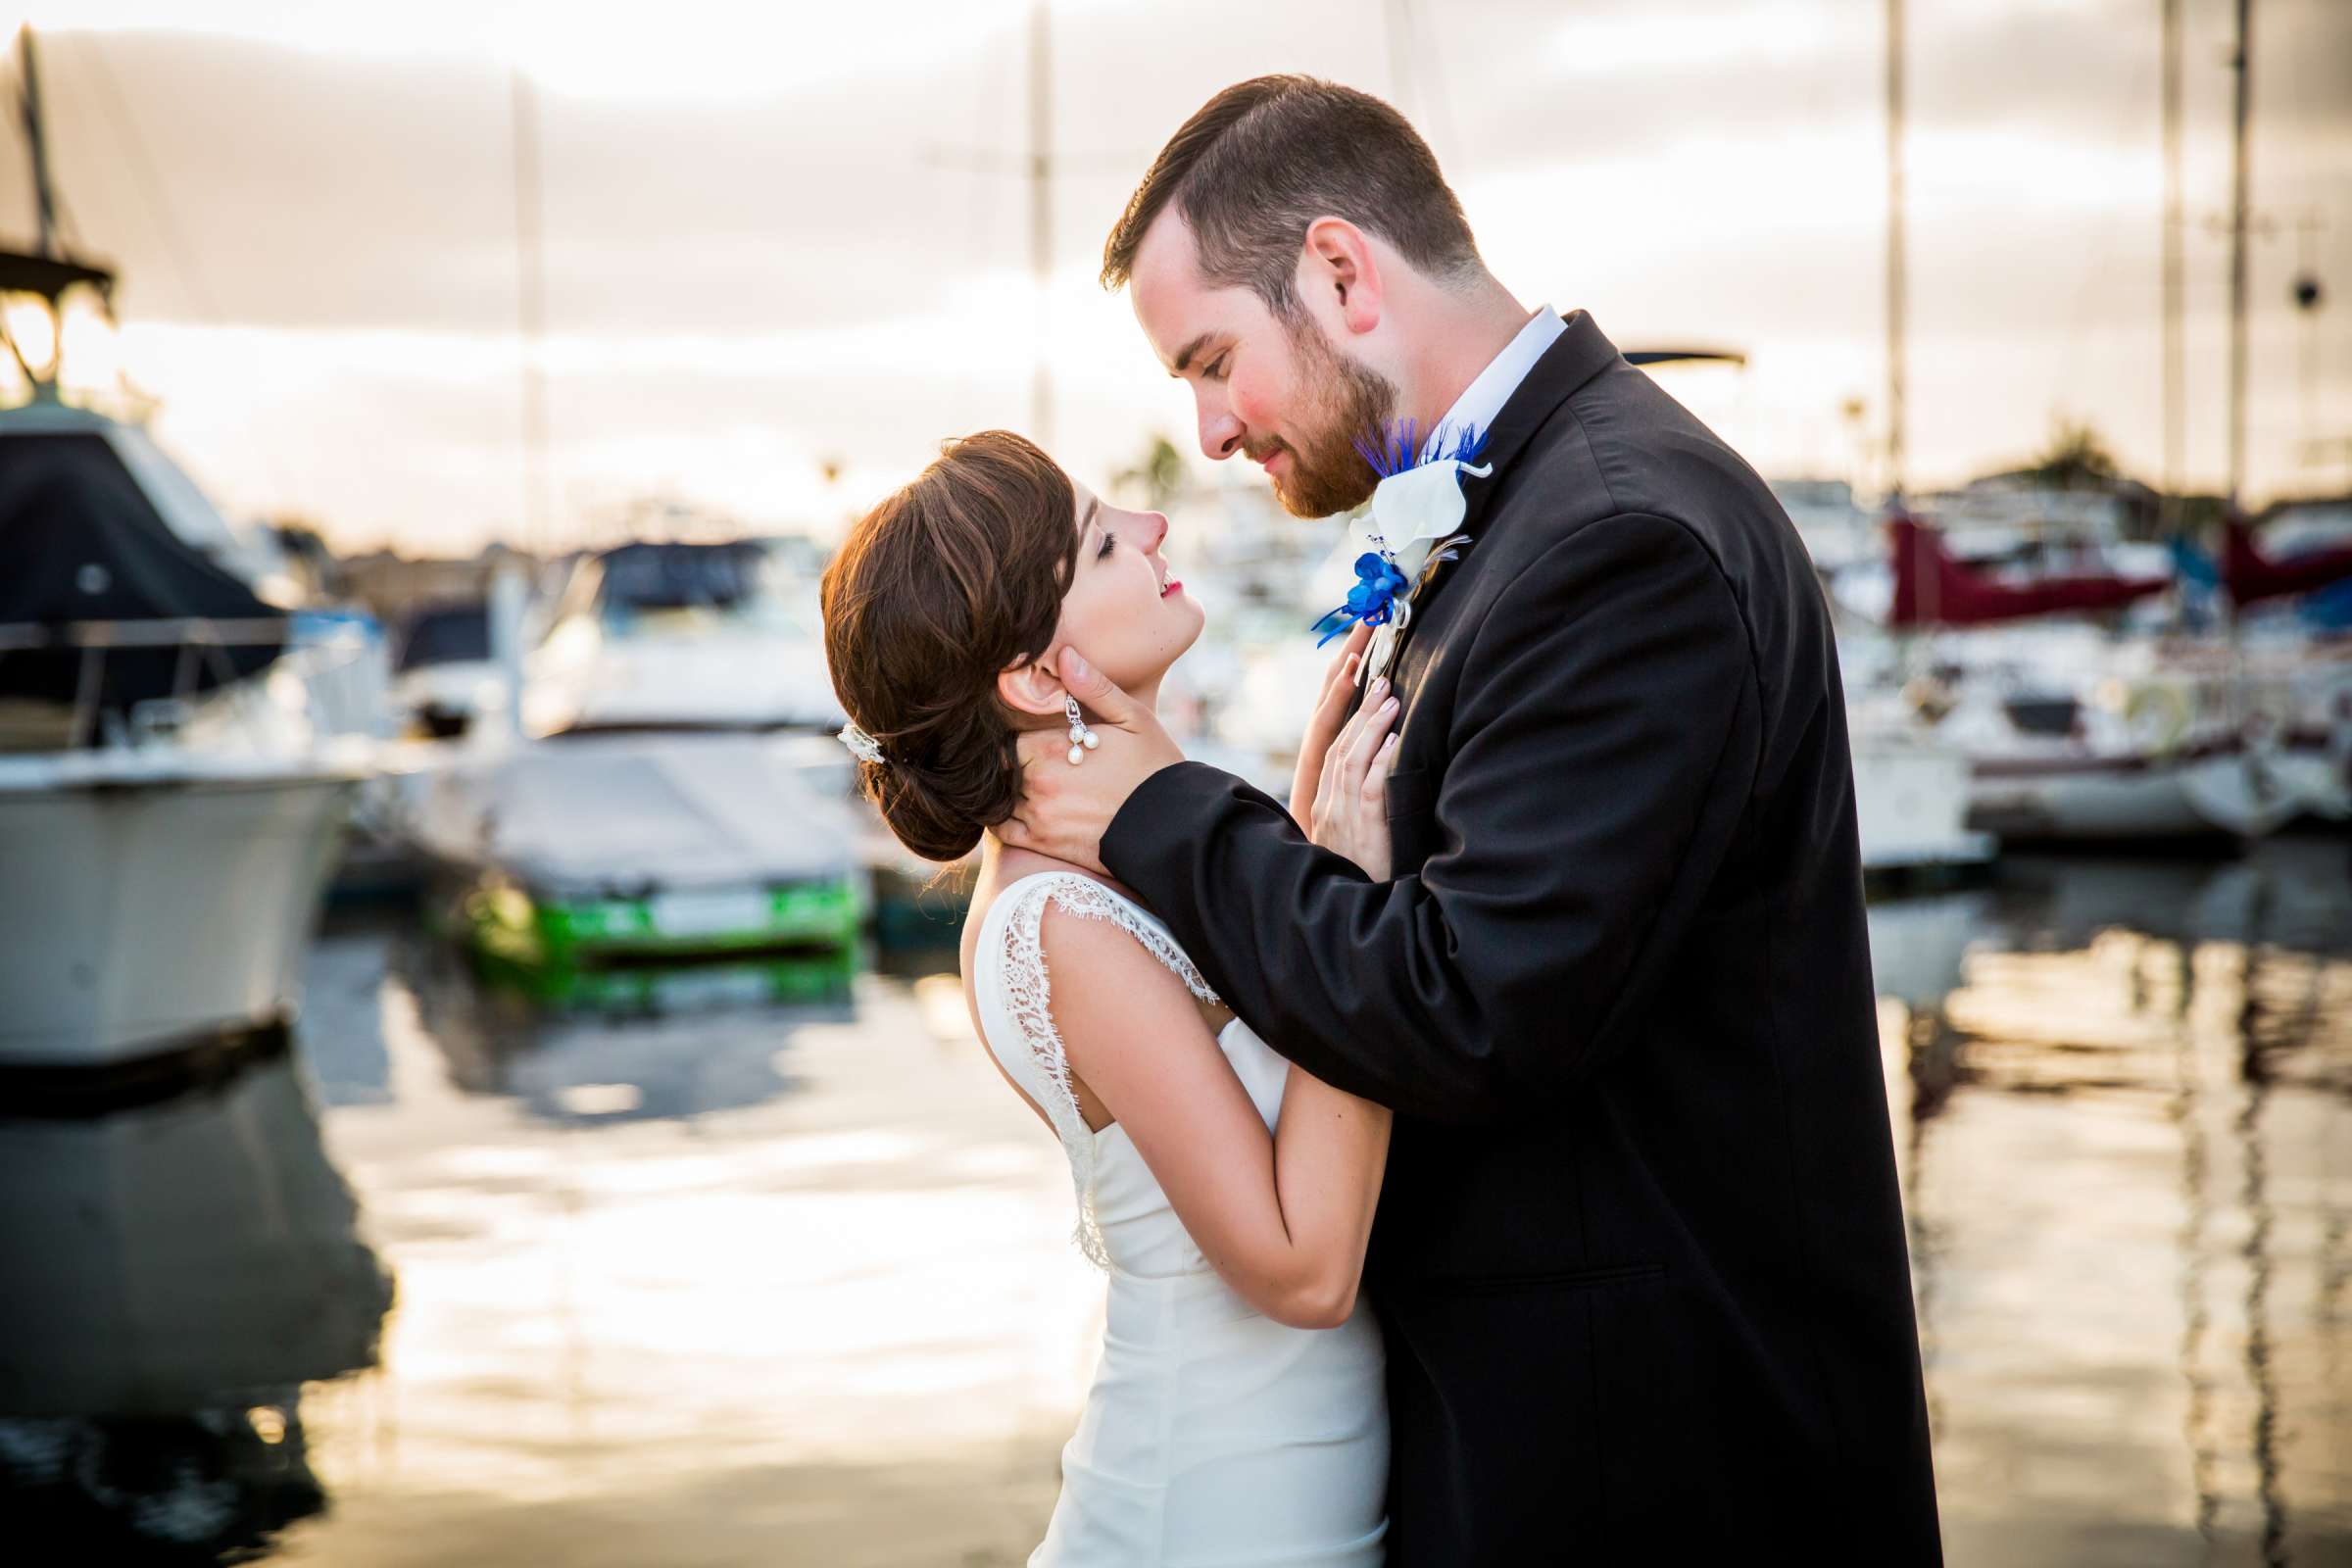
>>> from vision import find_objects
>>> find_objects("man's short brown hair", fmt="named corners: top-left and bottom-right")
top-left (1101, 75), bottom-right (1481, 318)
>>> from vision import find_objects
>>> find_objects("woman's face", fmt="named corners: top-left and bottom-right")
top-left (1053, 479), bottom-right (1203, 698)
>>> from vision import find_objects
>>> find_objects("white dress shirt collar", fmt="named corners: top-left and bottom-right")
top-left (1416, 305), bottom-right (1565, 465)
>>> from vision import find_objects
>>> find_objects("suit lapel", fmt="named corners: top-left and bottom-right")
top-left (1375, 310), bottom-right (1626, 684)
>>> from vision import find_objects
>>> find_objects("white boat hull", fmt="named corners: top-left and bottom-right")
top-left (1851, 738), bottom-right (1996, 873)
top-left (1967, 745), bottom-right (2305, 842)
top-left (0, 758), bottom-right (360, 1067)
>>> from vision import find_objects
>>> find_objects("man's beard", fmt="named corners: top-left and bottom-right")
top-left (1251, 315), bottom-right (1399, 520)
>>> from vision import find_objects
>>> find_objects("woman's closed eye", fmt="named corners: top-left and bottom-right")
top-left (1096, 529), bottom-right (1117, 562)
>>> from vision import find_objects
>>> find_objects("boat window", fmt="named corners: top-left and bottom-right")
top-left (395, 606), bottom-right (491, 670)
top-left (591, 542), bottom-right (810, 637)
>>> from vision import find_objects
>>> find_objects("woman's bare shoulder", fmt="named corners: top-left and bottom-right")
top-left (958, 848), bottom-right (1121, 995)
top-left (966, 848), bottom-right (1124, 931)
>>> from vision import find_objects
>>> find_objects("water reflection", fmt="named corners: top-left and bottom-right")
top-left (268, 914), bottom-right (1085, 1566)
top-left (1876, 837), bottom-right (2352, 1565)
top-left (0, 1053), bottom-right (393, 1560)
top-left (387, 929), bottom-right (857, 1124)
top-left (6, 841), bottom-right (2348, 1565)
top-left (2169, 933), bottom-right (2222, 1544)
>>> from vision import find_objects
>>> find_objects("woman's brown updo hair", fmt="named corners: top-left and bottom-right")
top-left (820, 430), bottom-right (1081, 862)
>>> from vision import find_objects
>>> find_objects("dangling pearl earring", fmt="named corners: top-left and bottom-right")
top-left (1065, 694), bottom-right (1100, 766)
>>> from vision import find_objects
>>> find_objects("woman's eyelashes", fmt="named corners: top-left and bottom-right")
top-left (1096, 528), bottom-right (1117, 562)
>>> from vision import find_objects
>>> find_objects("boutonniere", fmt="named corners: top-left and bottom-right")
top-left (1309, 419), bottom-right (1491, 657)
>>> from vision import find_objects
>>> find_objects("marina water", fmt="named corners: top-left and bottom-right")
top-left (3, 839), bottom-right (2348, 1566)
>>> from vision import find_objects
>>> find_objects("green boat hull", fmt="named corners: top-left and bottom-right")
top-left (470, 945), bottom-right (858, 1009)
top-left (461, 876), bottom-right (864, 972)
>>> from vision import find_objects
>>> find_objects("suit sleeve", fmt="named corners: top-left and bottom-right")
top-left (1101, 511), bottom-right (1761, 1125)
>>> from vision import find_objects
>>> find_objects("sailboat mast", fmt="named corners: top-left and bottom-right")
top-left (2226, 0), bottom-right (2251, 510)
top-left (1884, 0), bottom-right (1907, 503)
top-left (512, 67), bottom-right (552, 556)
top-left (2222, 0), bottom-right (2252, 723)
top-left (2161, 0), bottom-right (2184, 533)
top-left (16, 26), bottom-right (58, 260)
top-left (1027, 1), bottom-right (1054, 448)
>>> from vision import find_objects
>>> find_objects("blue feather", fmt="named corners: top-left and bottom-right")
top-left (1350, 417), bottom-right (1424, 480)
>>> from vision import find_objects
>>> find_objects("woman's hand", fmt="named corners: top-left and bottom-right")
top-left (1308, 675), bottom-right (1400, 882)
top-left (1289, 623), bottom-right (1373, 827)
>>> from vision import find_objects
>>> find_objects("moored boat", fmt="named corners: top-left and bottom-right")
top-left (407, 730), bottom-right (864, 973)
top-left (0, 247), bottom-right (368, 1075)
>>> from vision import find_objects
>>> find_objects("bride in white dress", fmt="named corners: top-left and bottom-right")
top-left (820, 432), bottom-right (1402, 1565)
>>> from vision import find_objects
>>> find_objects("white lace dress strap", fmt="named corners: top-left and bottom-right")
top-left (979, 871), bottom-right (1220, 1268)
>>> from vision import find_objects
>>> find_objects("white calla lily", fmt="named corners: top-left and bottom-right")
top-left (1353, 457), bottom-right (1493, 578)
top-left (1372, 459), bottom-right (1487, 547)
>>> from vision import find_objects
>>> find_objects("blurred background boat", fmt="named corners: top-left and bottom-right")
top-left (386, 596), bottom-right (500, 740)
top-left (521, 539), bottom-right (842, 737)
top-left (1838, 510), bottom-right (2352, 844)
top-left (406, 730), bottom-right (864, 977)
top-left (0, 34), bottom-right (376, 1078)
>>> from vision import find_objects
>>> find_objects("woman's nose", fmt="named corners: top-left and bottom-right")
top-left (1139, 510), bottom-right (1170, 552)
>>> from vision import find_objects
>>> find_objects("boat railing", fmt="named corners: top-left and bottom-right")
top-left (0, 614), bottom-right (302, 751)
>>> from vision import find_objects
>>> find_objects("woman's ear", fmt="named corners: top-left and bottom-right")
top-left (996, 655), bottom-right (1066, 719)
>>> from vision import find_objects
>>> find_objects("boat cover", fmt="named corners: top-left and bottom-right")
top-left (1886, 514), bottom-right (2171, 627)
top-left (411, 732), bottom-right (858, 899)
top-left (2223, 518), bottom-right (2352, 607)
top-left (0, 428), bottom-right (284, 712)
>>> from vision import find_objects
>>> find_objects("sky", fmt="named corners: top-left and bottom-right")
top-left (2, 0), bottom-right (2347, 556)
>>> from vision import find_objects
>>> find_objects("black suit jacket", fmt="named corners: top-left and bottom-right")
top-left (1101, 312), bottom-right (1941, 1563)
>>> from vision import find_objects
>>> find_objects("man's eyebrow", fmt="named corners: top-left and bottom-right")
top-left (1168, 333), bottom-right (1215, 377)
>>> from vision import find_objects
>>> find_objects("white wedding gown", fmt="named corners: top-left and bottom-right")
top-left (972, 871), bottom-right (1389, 1566)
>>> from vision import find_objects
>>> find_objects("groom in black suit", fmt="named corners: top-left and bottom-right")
top-left (1004, 75), bottom-right (1940, 1563)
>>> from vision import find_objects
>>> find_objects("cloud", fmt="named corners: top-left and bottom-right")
top-left (25, 0), bottom-right (1096, 101)
top-left (6, 0), bottom-right (2345, 551)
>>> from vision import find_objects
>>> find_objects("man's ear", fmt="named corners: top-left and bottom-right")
top-left (1301, 217), bottom-right (1383, 337)
top-left (997, 655), bottom-right (1066, 719)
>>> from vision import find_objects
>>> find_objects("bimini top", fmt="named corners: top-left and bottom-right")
top-left (0, 246), bottom-right (114, 305)
top-left (0, 416), bottom-right (284, 713)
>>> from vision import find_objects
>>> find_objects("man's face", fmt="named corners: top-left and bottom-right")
top-left (1129, 209), bottom-right (1396, 519)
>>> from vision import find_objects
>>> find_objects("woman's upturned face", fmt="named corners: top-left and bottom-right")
top-left (1053, 480), bottom-right (1203, 696)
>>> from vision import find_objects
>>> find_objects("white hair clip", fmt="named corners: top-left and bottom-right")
top-left (838, 722), bottom-right (887, 765)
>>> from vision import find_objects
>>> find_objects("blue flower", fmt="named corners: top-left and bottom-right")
top-left (1309, 417), bottom-right (1493, 648)
top-left (1311, 552), bottom-right (1412, 647)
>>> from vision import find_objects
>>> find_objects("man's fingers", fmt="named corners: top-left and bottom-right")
top-left (1056, 645), bottom-right (1139, 728)
top-left (1015, 727), bottom-right (1063, 776)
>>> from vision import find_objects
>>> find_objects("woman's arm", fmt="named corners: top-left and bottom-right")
top-left (1046, 906), bottom-right (1391, 1329)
